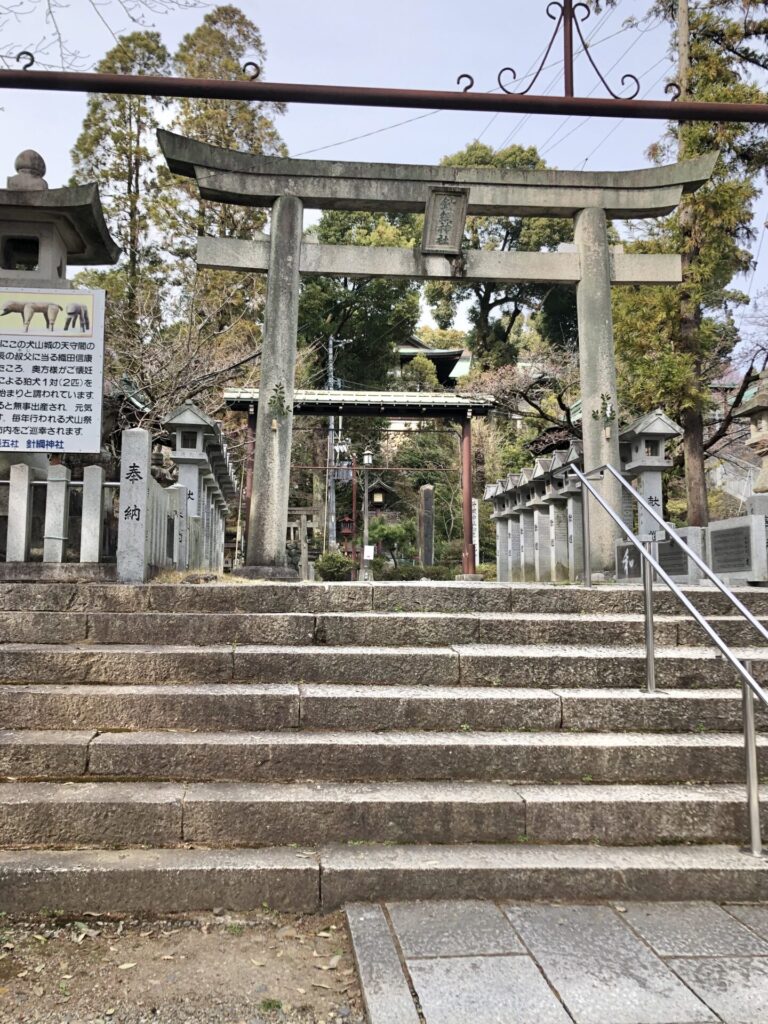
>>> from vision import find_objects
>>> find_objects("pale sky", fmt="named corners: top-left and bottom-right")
top-left (0, 0), bottom-right (764, 324)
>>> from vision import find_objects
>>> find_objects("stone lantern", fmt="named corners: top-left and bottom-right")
top-left (0, 149), bottom-right (119, 476)
top-left (620, 409), bottom-right (682, 538)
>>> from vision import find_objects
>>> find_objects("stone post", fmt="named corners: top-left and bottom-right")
top-left (575, 207), bottom-right (623, 571)
top-left (549, 501), bottom-right (570, 582)
top-left (299, 512), bottom-right (309, 580)
top-left (495, 516), bottom-right (508, 582)
top-left (418, 484), bottom-right (435, 567)
top-left (6, 462), bottom-right (34, 561)
top-left (520, 511), bottom-right (536, 582)
top-left (533, 507), bottom-right (551, 582)
top-left (43, 464), bottom-right (71, 563)
top-left (243, 194), bottom-right (304, 578)
top-left (508, 514), bottom-right (522, 582)
top-left (567, 493), bottom-right (585, 581)
top-left (80, 465), bottom-right (104, 563)
top-left (117, 428), bottom-right (152, 584)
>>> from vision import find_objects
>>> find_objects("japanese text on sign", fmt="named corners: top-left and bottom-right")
top-left (0, 288), bottom-right (105, 454)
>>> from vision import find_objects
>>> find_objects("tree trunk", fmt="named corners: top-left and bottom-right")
top-left (677, 0), bottom-right (709, 525)
top-left (680, 404), bottom-right (709, 525)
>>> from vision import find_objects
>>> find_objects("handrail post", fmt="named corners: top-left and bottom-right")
top-left (581, 479), bottom-right (592, 587)
top-left (743, 660), bottom-right (763, 857)
top-left (642, 539), bottom-right (656, 693)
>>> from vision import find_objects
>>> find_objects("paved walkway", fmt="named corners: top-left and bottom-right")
top-left (346, 900), bottom-right (768, 1024)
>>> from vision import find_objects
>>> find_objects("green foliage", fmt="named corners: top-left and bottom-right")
top-left (69, 7), bottom-right (285, 449)
top-left (399, 354), bottom-right (442, 392)
top-left (298, 211), bottom-right (421, 390)
top-left (425, 142), bottom-right (572, 369)
top-left (476, 562), bottom-right (498, 582)
top-left (368, 517), bottom-right (416, 567)
top-left (612, 1), bottom-right (768, 522)
top-left (390, 427), bottom-right (463, 545)
top-left (70, 31), bottom-right (171, 271)
top-left (314, 550), bottom-right (356, 581)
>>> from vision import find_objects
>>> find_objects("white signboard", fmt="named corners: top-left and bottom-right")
top-left (364, 545), bottom-right (376, 561)
top-left (0, 287), bottom-right (105, 454)
top-left (472, 497), bottom-right (479, 554)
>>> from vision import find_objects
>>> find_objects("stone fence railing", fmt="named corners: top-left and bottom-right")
top-left (485, 434), bottom-right (768, 586)
top-left (0, 407), bottom-right (236, 583)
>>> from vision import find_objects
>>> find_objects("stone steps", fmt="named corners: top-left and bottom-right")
top-left (4, 728), bottom-right (765, 784)
top-left (0, 641), bottom-right (764, 687)
top-left (3, 684), bottom-right (762, 733)
top-left (1, 580), bottom-right (766, 912)
top-left (0, 610), bottom-right (764, 647)
top-left (0, 780), bottom-right (761, 849)
top-left (1, 844), bottom-right (767, 914)
top-left (2, 581), bottom-right (768, 616)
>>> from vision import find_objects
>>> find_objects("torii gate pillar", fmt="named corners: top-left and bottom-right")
top-left (575, 206), bottom-right (623, 572)
top-left (239, 194), bottom-right (303, 578)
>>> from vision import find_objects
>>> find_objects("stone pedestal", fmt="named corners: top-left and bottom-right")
top-left (575, 207), bottom-right (623, 571)
top-left (243, 194), bottom-right (303, 579)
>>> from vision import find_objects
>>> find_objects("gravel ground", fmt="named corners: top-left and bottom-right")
top-left (0, 909), bottom-right (365, 1024)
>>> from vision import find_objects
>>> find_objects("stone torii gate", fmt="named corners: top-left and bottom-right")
top-left (158, 129), bottom-right (716, 577)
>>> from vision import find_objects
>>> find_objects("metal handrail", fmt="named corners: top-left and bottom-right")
top-left (599, 462), bottom-right (768, 646)
top-left (568, 463), bottom-right (767, 857)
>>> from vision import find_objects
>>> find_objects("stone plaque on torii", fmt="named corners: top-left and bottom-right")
top-left (158, 129), bottom-right (716, 576)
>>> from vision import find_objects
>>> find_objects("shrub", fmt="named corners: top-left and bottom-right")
top-left (476, 562), bottom-right (497, 581)
top-left (314, 550), bottom-right (356, 581)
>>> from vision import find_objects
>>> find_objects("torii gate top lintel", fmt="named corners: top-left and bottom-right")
top-left (158, 130), bottom-right (717, 219)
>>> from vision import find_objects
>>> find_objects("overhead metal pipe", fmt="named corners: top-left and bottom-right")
top-left (0, 69), bottom-right (767, 123)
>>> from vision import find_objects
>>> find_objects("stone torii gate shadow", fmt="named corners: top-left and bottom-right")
top-left (157, 129), bottom-right (716, 578)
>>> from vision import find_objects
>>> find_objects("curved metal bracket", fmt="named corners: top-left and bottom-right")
top-left (458, 0), bottom-right (642, 102)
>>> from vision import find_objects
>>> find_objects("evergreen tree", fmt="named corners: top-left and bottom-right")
top-left (425, 142), bottom-right (572, 370)
top-left (613, 0), bottom-right (768, 524)
top-left (70, 32), bottom-right (170, 320)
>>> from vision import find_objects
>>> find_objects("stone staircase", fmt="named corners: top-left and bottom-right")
top-left (2, 580), bottom-right (768, 915)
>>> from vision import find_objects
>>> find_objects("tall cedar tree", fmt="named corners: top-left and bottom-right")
top-left (70, 32), bottom-right (170, 326)
top-left (594, 4), bottom-right (768, 525)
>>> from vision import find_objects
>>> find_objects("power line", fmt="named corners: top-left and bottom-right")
top-left (293, 16), bottom-right (632, 160)
top-left (542, 55), bottom-right (672, 160)
top-left (576, 59), bottom-right (675, 167)
top-left (495, 6), bottom-right (618, 151)
top-left (537, 26), bottom-right (652, 157)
